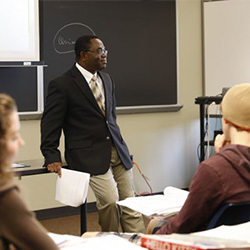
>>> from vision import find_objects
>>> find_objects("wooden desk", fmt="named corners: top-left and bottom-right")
top-left (13, 159), bottom-right (49, 176)
top-left (13, 159), bottom-right (87, 234)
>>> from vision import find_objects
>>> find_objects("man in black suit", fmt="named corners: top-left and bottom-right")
top-left (41, 35), bottom-right (145, 232)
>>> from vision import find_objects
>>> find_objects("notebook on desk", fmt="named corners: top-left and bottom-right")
top-left (117, 186), bottom-right (189, 218)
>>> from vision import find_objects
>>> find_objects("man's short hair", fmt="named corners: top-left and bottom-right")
top-left (75, 35), bottom-right (98, 61)
top-left (222, 83), bottom-right (250, 131)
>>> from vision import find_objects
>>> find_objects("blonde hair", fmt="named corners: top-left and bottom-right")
top-left (222, 83), bottom-right (250, 131)
top-left (0, 94), bottom-right (17, 181)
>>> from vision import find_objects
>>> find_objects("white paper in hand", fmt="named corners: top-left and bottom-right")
top-left (55, 168), bottom-right (90, 207)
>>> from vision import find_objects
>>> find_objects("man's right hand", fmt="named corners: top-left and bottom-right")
top-left (47, 162), bottom-right (62, 177)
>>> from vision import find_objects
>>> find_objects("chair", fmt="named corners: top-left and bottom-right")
top-left (206, 202), bottom-right (250, 230)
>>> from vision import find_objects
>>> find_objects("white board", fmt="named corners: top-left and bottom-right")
top-left (0, 0), bottom-right (39, 62)
top-left (203, 0), bottom-right (250, 96)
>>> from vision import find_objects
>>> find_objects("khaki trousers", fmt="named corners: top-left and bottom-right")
top-left (89, 146), bottom-right (145, 233)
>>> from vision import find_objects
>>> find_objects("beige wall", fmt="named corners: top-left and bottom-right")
top-left (16, 0), bottom-right (203, 211)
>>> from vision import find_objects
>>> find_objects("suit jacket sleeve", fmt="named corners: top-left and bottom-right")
top-left (41, 79), bottom-right (67, 166)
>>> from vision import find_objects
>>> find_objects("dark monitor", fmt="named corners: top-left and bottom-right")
top-left (0, 66), bottom-right (44, 119)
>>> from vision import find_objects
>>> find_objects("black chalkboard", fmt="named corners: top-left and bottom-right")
top-left (40, 0), bottom-right (180, 112)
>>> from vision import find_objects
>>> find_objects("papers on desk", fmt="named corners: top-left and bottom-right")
top-left (193, 221), bottom-right (250, 243)
top-left (140, 222), bottom-right (250, 250)
top-left (55, 168), bottom-right (90, 207)
top-left (117, 186), bottom-right (189, 217)
top-left (49, 233), bottom-right (145, 249)
top-left (50, 222), bottom-right (250, 250)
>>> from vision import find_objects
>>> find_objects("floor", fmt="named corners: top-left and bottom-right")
top-left (40, 212), bottom-right (100, 236)
top-left (40, 212), bottom-right (150, 237)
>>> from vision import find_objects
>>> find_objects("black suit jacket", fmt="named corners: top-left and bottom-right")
top-left (41, 65), bottom-right (132, 175)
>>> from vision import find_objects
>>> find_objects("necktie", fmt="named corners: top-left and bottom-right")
top-left (90, 75), bottom-right (105, 115)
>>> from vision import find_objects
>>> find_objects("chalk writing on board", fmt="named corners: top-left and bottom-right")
top-left (53, 23), bottom-right (95, 54)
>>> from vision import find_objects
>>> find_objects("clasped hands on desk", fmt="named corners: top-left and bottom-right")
top-left (13, 159), bottom-right (87, 234)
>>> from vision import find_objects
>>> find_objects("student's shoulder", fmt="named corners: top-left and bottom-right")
top-left (205, 144), bottom-right (244, 166)
top-left (196, 154), bottom-right (228, 181)
top-left (0, 181), bottom-right (23, 216)
top-left (0, 180), bottom-right (18, 196)
top-left (0, 181), bottom-right (29, 215)
top-left (199, 146), bottom-right (238, 176)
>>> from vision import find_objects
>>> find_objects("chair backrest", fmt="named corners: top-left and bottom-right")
top-left (206, 202), bottom-right (250, 230)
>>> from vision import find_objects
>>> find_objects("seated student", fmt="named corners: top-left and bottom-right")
top-left (0, 94), bottom-right (59, 250)
top-left (84, 83), bottom-right (250, 240)
top-left (151, 83), bottom-right (250, 234)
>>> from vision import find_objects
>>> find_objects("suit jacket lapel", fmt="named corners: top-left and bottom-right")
top-left (71, 66), bottom-right (106, 116)
top-left (98, 71), bottom-right (111, 117)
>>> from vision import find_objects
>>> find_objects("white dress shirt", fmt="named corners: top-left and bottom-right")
top-left (75, 63), bottom-right (105, 107)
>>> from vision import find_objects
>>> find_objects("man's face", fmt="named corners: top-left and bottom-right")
top-left (83, 38), bottom-right (107, 74)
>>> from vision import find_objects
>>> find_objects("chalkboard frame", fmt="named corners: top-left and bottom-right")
top-left (40, 0), bottom-right (182, 114)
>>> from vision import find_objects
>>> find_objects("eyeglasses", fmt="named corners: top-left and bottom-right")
top-left (84, 48), bottom-right (108, 55)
